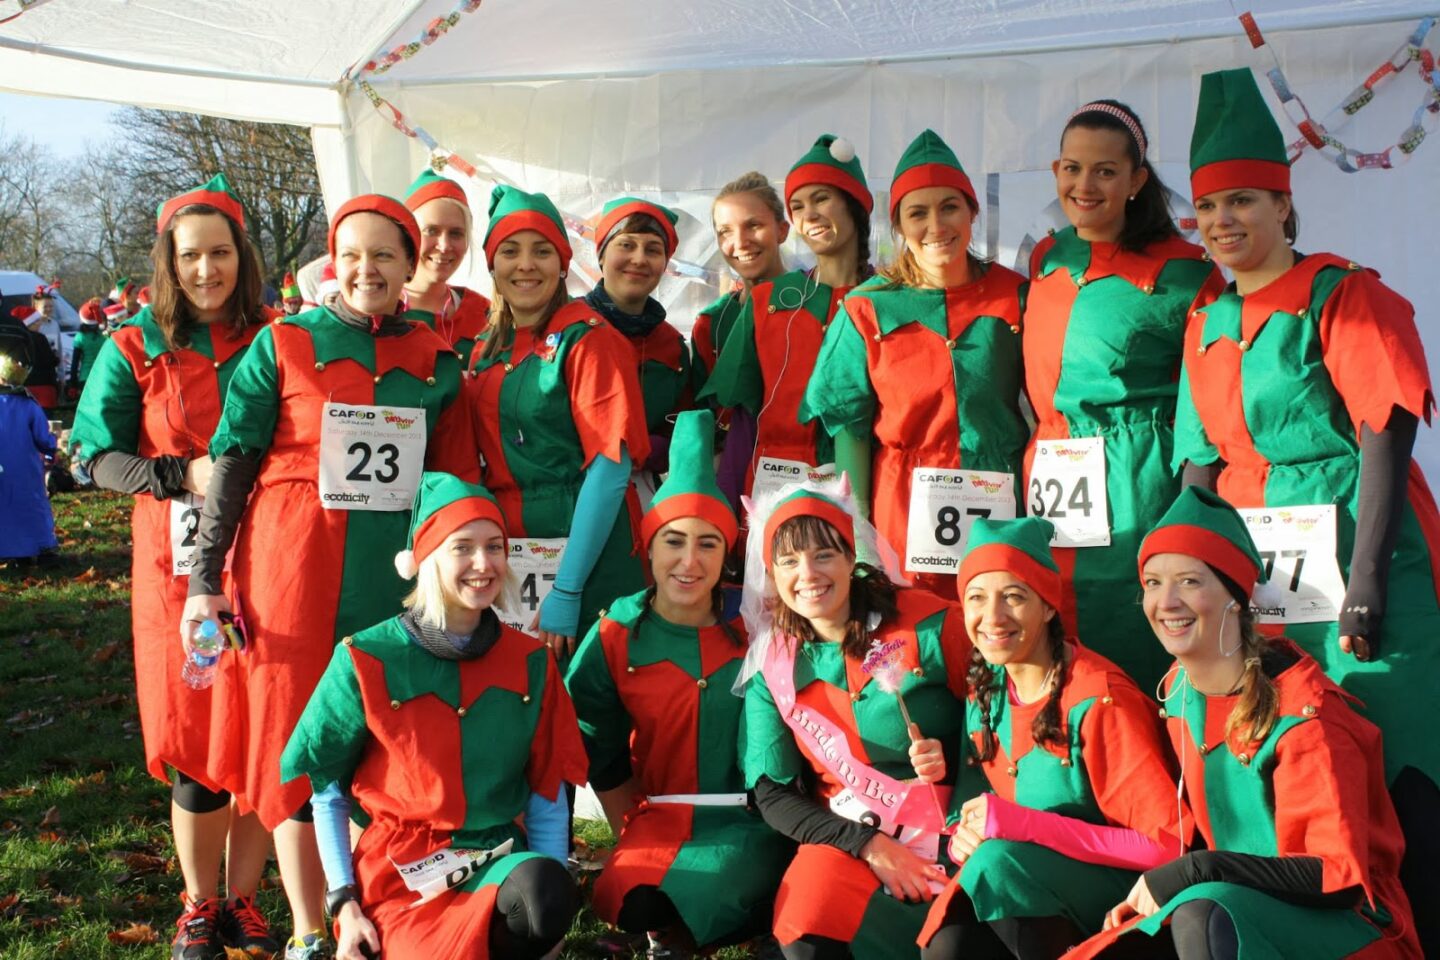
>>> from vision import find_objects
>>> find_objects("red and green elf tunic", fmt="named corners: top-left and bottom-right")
top-left (626, 318), bottom-right (692, 450)
top-left (691, 288), bottom-right (745, 414)
top-left (700, 270), bottom-right (849, 494)
top-left (1071, 645), bottom-right (1421, 959)
top-left (205, 307), bottom-right (476, 827)
top-left (413, 286), bottom-right (491, 367)
top-left (467, 301), bottom-right (651, 639)
top-left (280, 616), bottom-right (587, 957)
top-left (743, 588), bottom-right (970, 951)
top-left (565, 590), bottom-right (792, 946)
top-left (801, 268), bottom-right (1029, 599)
top-left (1024, 227), bottom-right (1223, 688)
top-left (920, 642), bottom-right (1184, 943)
top-left (1174, 254), bottom-right (1440, 785)
top-left (69, 308), bottom-right (262, 790)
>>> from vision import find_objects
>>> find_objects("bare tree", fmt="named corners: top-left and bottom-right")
top-left (0, 124), bottom-right (66, 273)
top-left (56, 143), bottom-right (154, 299)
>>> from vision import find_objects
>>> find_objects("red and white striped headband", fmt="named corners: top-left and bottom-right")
top-left (1068, 102), bottom-right (1147, 157)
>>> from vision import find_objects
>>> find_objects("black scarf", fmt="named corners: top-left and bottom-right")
top-left (400, 608), bottom-right (502, 661)
top-left (584, 282), bottom-right (667, 339)
top-left (329, 295), bottom-right (413, 338)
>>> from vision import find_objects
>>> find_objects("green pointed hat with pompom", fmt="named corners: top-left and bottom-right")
top-left (482, 184), bottom-right (572, 270)
top-left (394, 472), bottom-right (509, 580)
top-left (1139, 486), bottom-right (1265, 597)
top-left (957, 516), bottom-right (1062, 611)
top-left (641, 410), bottom-right (737, 547)
top-left (889, 128), bottom-right (977, 219)
top-left (785, 133), bottom-right (873, 215)
top-left (1189, 68), bottom-right (1291, 200)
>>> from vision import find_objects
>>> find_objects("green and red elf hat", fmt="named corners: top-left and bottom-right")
top-left (1189, 68), bottom-right (1291, 200)
top-left (156, 173), bottom-right (247, 234)
top-left (641, 409), bottom-right (738, 548)
top-left (762, 488), bottom-right (856, 568)
top-left (956, 516), bottom-right (1064, 612)
top-left (1138, 486), bottom-right (1265, 598)
top-left (111, 277), bottom-right (134, 301)
top-left (280, 272), bottom-right (301, 302)
top-left (595, 196), bottom-right (680, 258)
top-left (890, 129), bottom-right (978, 220)
top-left (394, 471), bottom-right (510, 580)
top-left (482, 184), bottom-right (573, 271)
top-left (326, 194), bottom-right (422, 265)
top-left (404, 168), bottom-right (468, 212)
top-left (785, 133), bottom-right (873, 215)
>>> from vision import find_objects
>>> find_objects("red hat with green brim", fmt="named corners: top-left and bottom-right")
top-left (1139, 486), bottom-right (1265, 598)
top-left (596, 197), bottom-right (680, 258)
top-left (281, 272), bottom-right (301, 301)
top-left (763, 489), bottom-right (856, 568)
top-left (404, 168), bottom-right (469, 212)
top-left (889, 129), bottom-right (977, 220)
top-left (641, 410), bottom-right (737, 548)
top-left (394, 471), bottom-right (509, 580)
top-left (1190, 68), bottom-right (1291, 200)
top-left (785, 133), bottom-right (873, 215)
top-left (482, 184), bottom-right (573, 271)
top-left (327, 194), bottom-right (421, 265)
top-left (157, 173), bottom-right (246, 234)
top-left (957, 516), bottom-right (1063, 612)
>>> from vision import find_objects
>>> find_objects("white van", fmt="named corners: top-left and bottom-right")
top-left (0, 270), bottom-right (82, 383)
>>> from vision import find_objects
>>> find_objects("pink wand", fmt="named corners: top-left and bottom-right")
top-left (863, 640), bottom-right (948, 829)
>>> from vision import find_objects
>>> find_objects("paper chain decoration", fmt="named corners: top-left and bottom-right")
top-left (1241, 10), bottom-right (1440, 171)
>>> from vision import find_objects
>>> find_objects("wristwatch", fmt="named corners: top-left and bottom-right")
top-left (326, 883), bottom-right (361, 917)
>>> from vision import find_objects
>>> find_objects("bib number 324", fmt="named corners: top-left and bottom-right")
top-left (1028, 437), bottom-right (1110, 548)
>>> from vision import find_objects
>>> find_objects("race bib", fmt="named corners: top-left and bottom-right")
top-left (1028, 437), bottom-right (1111, 548)
top-left (1238, 505), bottom-right (1345, 624)
top-left (318, 403), bottom-right (426, 511)
top-left (169, 493), bottom-right (231, 577)
top-left (904, 468), bottom-right (1017, 574)
top-left (752, 457), bottom-right (837, 502)
top-left (391, 838), bottom-right (514, 907)
top-left (496, 537), bottom-right (567, 636)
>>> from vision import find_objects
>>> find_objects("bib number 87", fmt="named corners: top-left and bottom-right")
top-left (935, 506), bottom-right (992, 546)
top-left (1028, 477), bottom-right (1093, 519)
top-left (346, 441), bottom-right (401, 484)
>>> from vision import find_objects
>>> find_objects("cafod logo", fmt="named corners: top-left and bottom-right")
top-left (381, 408), bottom-right (418, 430)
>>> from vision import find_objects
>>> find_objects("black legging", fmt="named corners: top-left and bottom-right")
top-left (1392, 765), bottom-right (1440, 959)
top-left (920, 884), bottom-right (1080, 960)
top-left (1096, 899), bottom-right (1235, 960)
top-left (488, 856), bottom-right (580, 959)
top-left (616, 884), bottom-right (772, 948)
top-left (780, 934), bottom-right (850, 960)
top-left (172, 771), bottom-right (229, 814)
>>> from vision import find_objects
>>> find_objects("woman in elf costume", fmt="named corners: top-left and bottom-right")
top-left (180, 193), bottom-right (477, 959)
top-left (402, 168), bottom-right (492, 365)
top-left (467, 185), bottom-right (651, 656)
top-left (801, 129), bottom-right (1028, 601)
top-left (700, 134), bottom-right (874, 503)
top-left (70, 174), bottom-right (280, 960)
top-left (281, 472), bottom-right (586, 960)
top-left (741, 481), bottom-right (968, 959)
top-left (692, 172), bottom-right (791, 509)
top-left (1022, 102), bottom-right (1223, 688)
top-left (1174, 69), bottom-right (1440, 949)
top-left (583, 196), bottom-right (692, 487)
top-left (918, 516), bottom-right (1186, 959)
top-left (566, 410), bottom-right (792, 956)
top-left (1070, 486), bottom-right (1420, 960)
top-left (67, 298), bottom-right (107, 398)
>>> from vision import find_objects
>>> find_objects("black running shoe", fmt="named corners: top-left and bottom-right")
top-left (171, 894), bottom-right (225, 960)
top-left (220, 894), bottom-right (281, 958)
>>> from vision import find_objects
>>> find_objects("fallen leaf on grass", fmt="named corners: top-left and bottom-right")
top-left (37, 829), bottom-right (64, 843)
top-left (109, 851), bottom-right (171, 875)
top-left (73, 567), bottom-right (98, 583)
top-left (39, 805), bottom-right (60, 827)
top-left (91, 641), bottom-right (121, 663)
top-left (106, 922), bottom-right (158, 945)
top-left (0, 892), bottom-right (21, 916)
top-left (0, 785), bottom-right (37, 799)
top-left (17, 673), bottom-right (59, 684)
top-left (5, 709), bottom-right (56, 731)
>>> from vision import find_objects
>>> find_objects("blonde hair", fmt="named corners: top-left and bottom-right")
top-left (712, 171), bottom-right (786, 226)
top-left (403, 548), bottom-right (521, 631)
top-left (878, 195), bottom-right (986, 288)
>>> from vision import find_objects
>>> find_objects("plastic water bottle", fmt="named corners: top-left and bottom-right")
top-left (183, 620), bottom-right (222, 690)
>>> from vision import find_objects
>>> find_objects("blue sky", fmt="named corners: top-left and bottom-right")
top-left (0, 91), bottom-right (121, 157)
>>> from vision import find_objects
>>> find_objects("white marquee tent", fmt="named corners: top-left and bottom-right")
top-left (3, 0), bottom-right (1439, 470)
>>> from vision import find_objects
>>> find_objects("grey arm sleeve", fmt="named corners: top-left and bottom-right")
top-left (87, 451), bottom-right (189, 500)
top-left (187, 451), bottom-right (262, 597)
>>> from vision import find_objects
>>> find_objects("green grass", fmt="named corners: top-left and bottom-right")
top-left (0, 490), bottom-right (761, 958)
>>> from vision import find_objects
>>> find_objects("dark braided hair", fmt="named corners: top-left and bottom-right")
top-left (967, 615), bottom-right (1070, 766)
top-left (1062, 99), bottom-right (1177, 253)
top-left (841, 193), bottom-right (876, 282)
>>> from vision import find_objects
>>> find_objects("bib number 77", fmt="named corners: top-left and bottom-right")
top-left (1027, 438), bottom-right (1111, 548)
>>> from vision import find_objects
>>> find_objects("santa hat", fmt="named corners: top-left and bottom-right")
top-left (1190, 68), bottom-right (1291, 200)
top-left (957, 516), bottom-right (1063, 612)
top-left (9, 305), bottom-right (35, 321)
top-left (482, 184), bottom-right (572, 271)
top-left (79, 298), bottom-right (105, 325)
top-left (317, 260), bottom-right (339, 300)
top-left (327, 194), bottom-right (421, 265)
top-left (394, 472), bottom-right (510, 580)
top-left (641, 410), bottom-right (738, 548)
top-left (281, 272), bottom-right (302, 302)
top-left (157, 173), bottom-right (247, 234)
top-left (762, 488), bottom-right (856, 568)
top-left (1139, 487), bottom-right (1265, 599)
top-left (889, 129), bottom-right (978, 220)
top-left (103, 302), bottom-right (129, 326)
top-left (784, 133), bottom-right (873, 215)
top-left (137, 285), bottom-right (151, 306)
top-left (595, 196), bottom-right (680, 259)
top-left (404, 168), bottom-right (468, 212)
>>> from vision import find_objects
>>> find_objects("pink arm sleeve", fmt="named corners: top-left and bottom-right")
top-left (984, 793), bottom-right (1176, 872)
